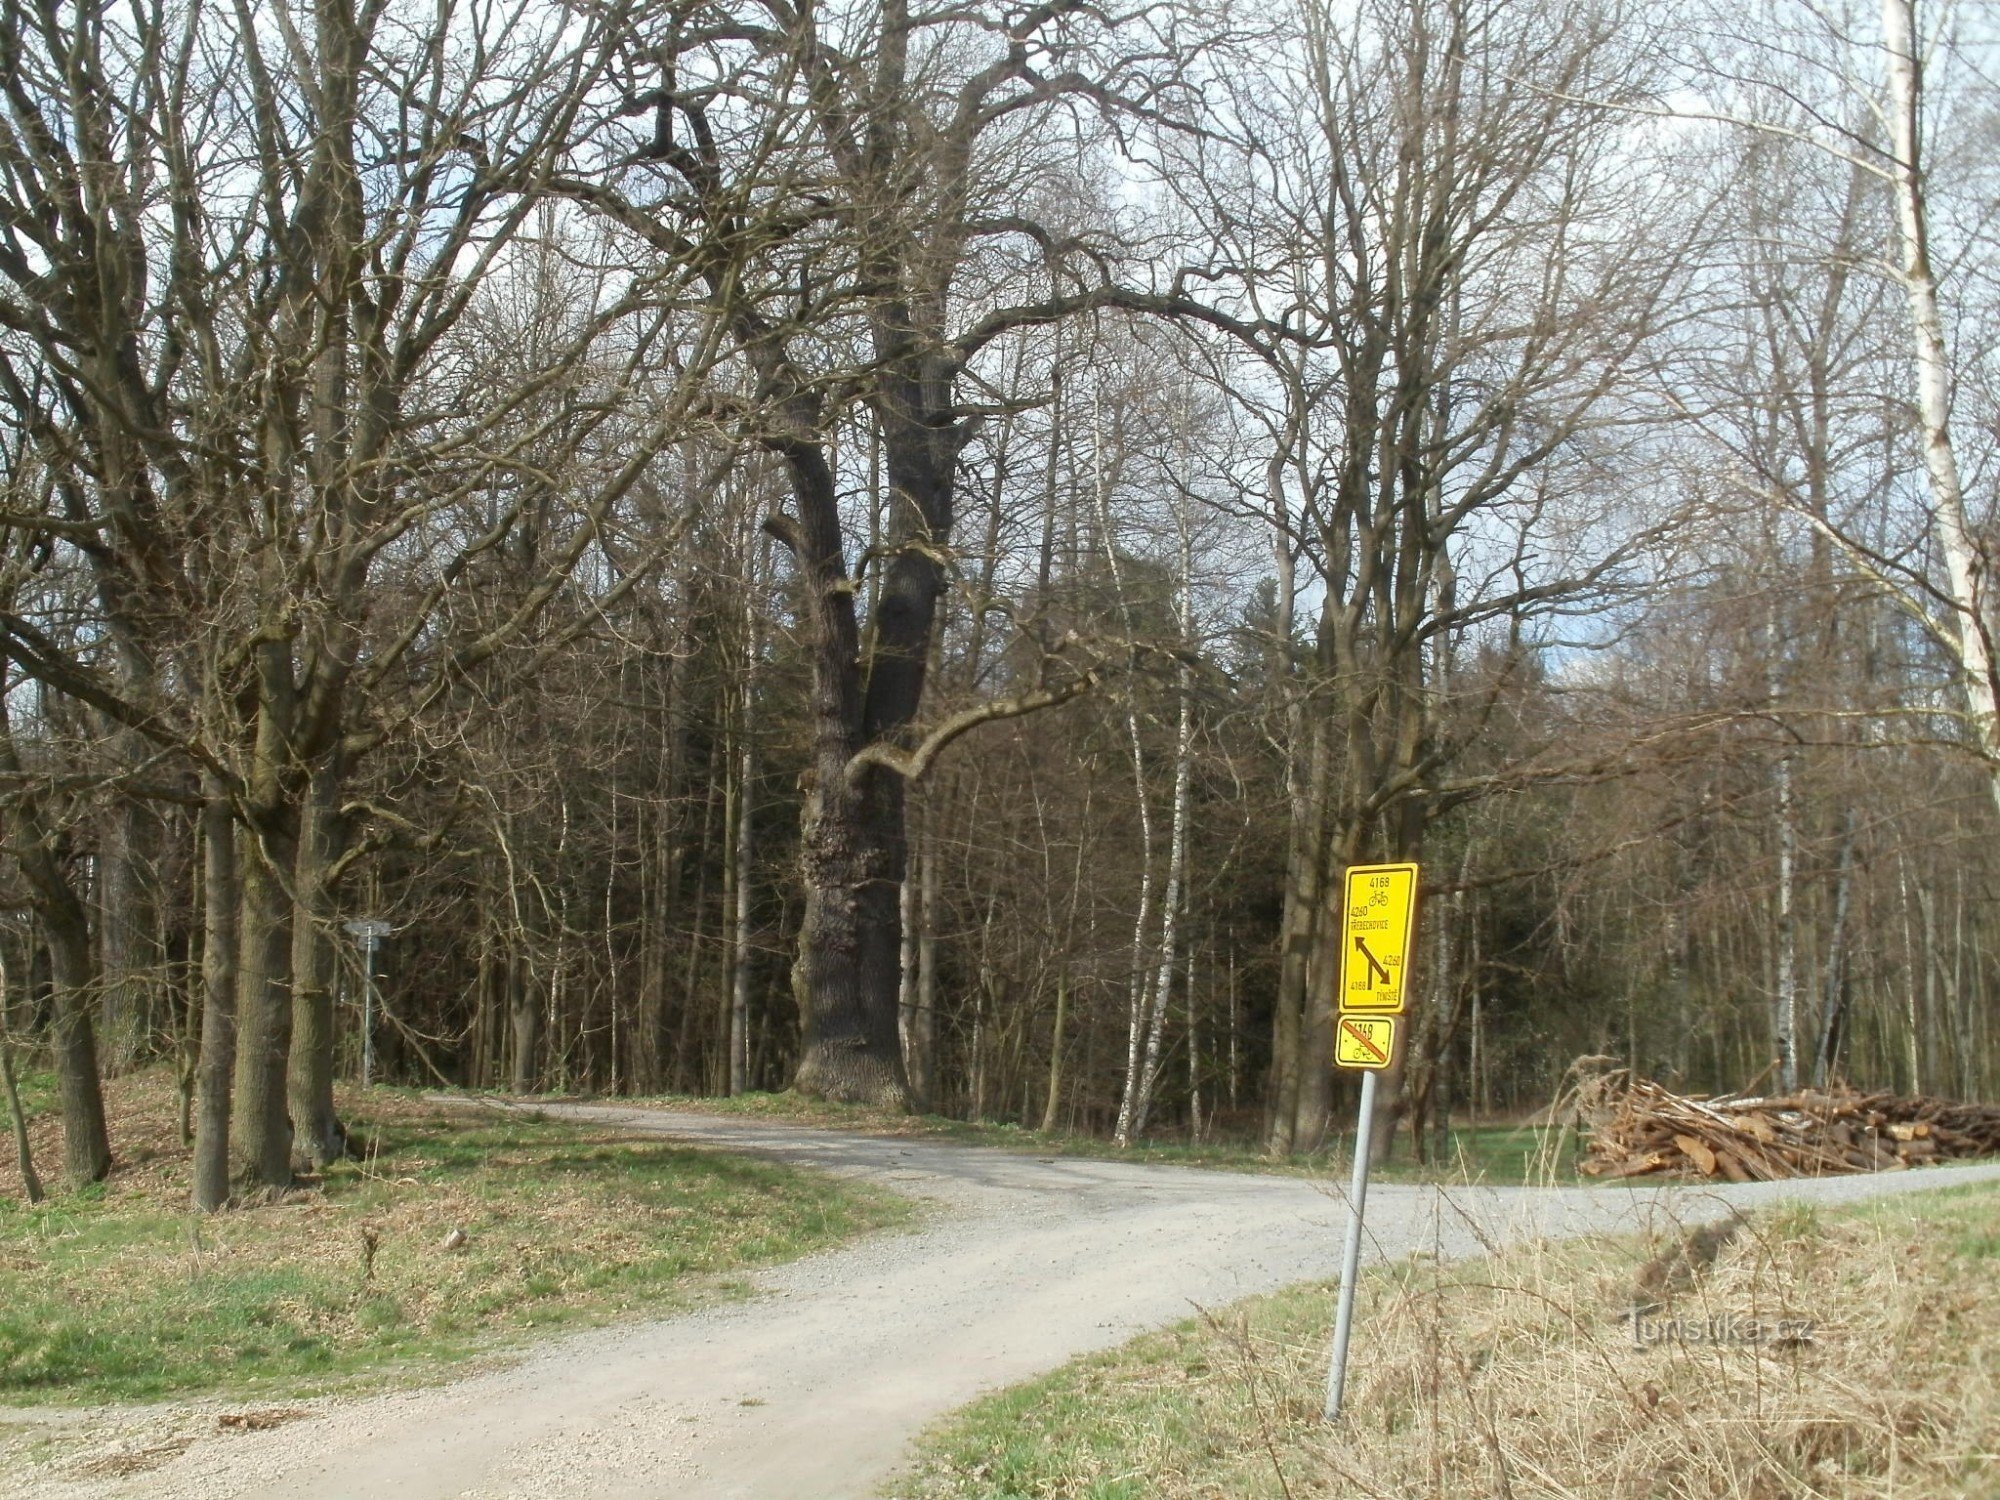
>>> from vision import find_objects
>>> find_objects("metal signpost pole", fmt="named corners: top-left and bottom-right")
top-left (1323, 861), bottom-right (1418, 1424)
top-left (361, 931), bottom-right (377, 1089)
top-left (1324, 1067), bottom-right (1377, 1421)
top-left (344, 919), bottom-right (391, 1089)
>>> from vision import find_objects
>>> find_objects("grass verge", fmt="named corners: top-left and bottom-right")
top-left (0, 1070), bottom-right (913, 1405)
top-left (893, 1180), bottom-right (2000, 1499)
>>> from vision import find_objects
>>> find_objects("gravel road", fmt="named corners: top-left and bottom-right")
top-left (10, 1102), bottom-right (2000, 1500)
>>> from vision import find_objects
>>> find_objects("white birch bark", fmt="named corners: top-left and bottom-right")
top-left (1773, 749), bottom-right (1800, 1091)
top-left (1110, 686), bottom-right (1155, 1145)
top-left (1766, 587), bottom-right (1801, 1092)
top-left (1123, 458), bottom-right (1197, 1144)
top-left (1092, 397), bottom-right (1157, 1149)
top-left (1882, 0), bottom-right (2000, 810)
top-left (1129, 633), bottom-right (1193, 1139)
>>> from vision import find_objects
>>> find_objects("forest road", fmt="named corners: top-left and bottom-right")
top-left (14, 1102), bottom-right (2000, 1500)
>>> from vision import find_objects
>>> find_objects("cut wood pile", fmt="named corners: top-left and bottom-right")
top-left (1576, 1071), bottom-right (2000, 1182)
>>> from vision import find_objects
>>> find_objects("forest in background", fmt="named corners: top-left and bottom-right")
top-left (1, 0), bottom-right (1997, 1204)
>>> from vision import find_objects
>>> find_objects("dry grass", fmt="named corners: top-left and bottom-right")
top-left (0, 1069), bottom-right (913, 1403)
top-left (898, 1183), bottom-right (2000, 1499)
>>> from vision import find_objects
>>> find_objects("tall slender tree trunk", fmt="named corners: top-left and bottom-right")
top-left (728, 566), bottom-right (761, 1095)
top-left (1897, 853), bottom-right (1922, 1093)
top-left (1262, 424), bottom-right (1312, 1158)
top-left (1039, 788), bottom-right (1090, 1134)
top-left (1916, 873), bottom-right (1941, 1093)
top-left (1186, 945), bottom-right (1202, 1143)
top-left (1128, 570), bottom-right (1195, 1141)
top-left (1, 1038), bottom-right (40, 1204)
top-left (1040, 975), bottom-right (1068, 1134)
top-left (0, 954), bottom-right (44, 1204)
top-left (1111, 701), bottom-right (1156, 1147)
top-left (1227, 950), bottom-right (1239, 1112)
top-left (910, 817), bottom-right (941, 1109)
top-left (1882, 0), bottom-right (2000, 811)
top-left (1766, 576), bottom-right (1801, 1092)
top-left (192, 783), bottom-right (241, 1211)
top-left (897, 820), bottom-right (922, 1105)
top-left (1813, 815), bottom-right (1858, 1087)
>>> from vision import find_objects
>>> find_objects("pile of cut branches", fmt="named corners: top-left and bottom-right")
top-left (1576, 1070), bottom-right (2000, 1181)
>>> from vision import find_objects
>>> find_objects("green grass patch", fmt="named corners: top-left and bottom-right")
top-left (895, 1179), bottom-right (2000, 1500)
top-left (0, 1064), bottom-right (57, 1125)
top-left (0, 1078), bottom-right (913, 1404)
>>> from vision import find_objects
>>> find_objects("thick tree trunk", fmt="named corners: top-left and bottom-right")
top-left (289, 770), bottom-right (350, 1168)
top-left (1267, 720), bottom-right (1330, 1156)
top-left (784, 472), bottom-right (896, 1103)
top-left (1296, 897), bottom-right (1337, 1152)
top-left (780, 405), bottom-right (950, 1108)
top-left (192, 784), bottom-right (240, 1211)
top-left (0, 710), bottom-right (112, 1186)
top-left (509, 952), bottom-right (540, 1094)
top-left (792, 769), bottom-right (910, 1105)
top-left (43, 899), bottom-right (113, 1186)
top-left (231, 818), bottom-right (297, 1189)
top-left (97, 794), bottom-right (163, 1074)
top-left (1363, 811), bottom-right (1425, 1167)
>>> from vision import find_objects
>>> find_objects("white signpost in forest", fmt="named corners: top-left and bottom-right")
top-left (1324, 863), bottom-right (1419, 1422)
top-left (344, 919), bottom-right (392, 1088)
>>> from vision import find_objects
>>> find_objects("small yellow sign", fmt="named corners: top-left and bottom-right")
top-left (1339, 862), bottom-right (1419, 1013)
top-left (1335, 1014), bottom-right (1397, 1071)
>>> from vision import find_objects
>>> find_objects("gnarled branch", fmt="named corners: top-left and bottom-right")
top-left (845, 667), bottom-right (1098, 786)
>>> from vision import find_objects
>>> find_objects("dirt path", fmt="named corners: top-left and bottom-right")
top-left (11, 1102), bottom-right (2000, 1500)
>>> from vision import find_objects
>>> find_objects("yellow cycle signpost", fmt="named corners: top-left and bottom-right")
top-left (1338, 862), bottom-right (1418, 1012)
top-left (1325, 862), bottom-right (1419, 1422)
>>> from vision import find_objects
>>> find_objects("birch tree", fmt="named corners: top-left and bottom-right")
top-left (1675, 0), bottom-right (2000, 806)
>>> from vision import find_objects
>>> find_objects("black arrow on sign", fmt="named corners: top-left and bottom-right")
top-left (1353, 936), bottom-right (1391, 986)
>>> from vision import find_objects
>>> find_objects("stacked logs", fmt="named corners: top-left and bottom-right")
top-left (1576, 1072), bottom-right (2000, 1182)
